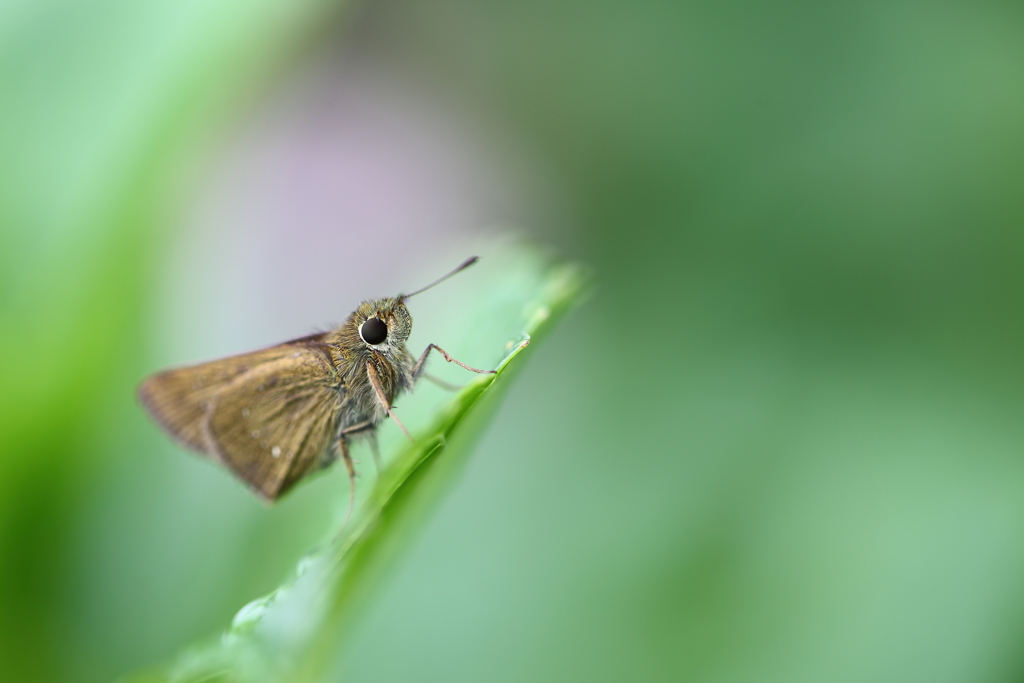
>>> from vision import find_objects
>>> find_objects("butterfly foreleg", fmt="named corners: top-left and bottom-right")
top-left (366, 361), bottom-right (413, 441)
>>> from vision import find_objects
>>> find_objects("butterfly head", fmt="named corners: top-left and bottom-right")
top-left (354, 297), bottom-right (412, 351)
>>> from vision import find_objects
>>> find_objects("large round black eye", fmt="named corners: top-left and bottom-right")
top-left (359, 317), bottom-right (388, 345)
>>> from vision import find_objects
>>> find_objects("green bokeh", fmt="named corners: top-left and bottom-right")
top-left (2, 1), bottom-right (1023, 682)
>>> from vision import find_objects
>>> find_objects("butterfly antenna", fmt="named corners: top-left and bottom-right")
top-left (398, 256), bottom-right (478, 301)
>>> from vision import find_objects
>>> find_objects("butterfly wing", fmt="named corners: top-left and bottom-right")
top-left (204, 348), bottom-right (341, 500)
top-left (138, 335), bottom-right (341, 500)
top-left (138, 345), bottom-right (303, 455)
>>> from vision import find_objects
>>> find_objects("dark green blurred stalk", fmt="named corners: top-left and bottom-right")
top-left (0, 2), bottom-right (345, 680)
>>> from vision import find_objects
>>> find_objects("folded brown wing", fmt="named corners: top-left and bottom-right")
top-left (138, 344), bottom-right (309, 456)
top-left (204, 348), bottom-right (341, 501)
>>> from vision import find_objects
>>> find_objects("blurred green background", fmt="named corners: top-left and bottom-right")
top-left (3, 1), bottom-right (1024, 682)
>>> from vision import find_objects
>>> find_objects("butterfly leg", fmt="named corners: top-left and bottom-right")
top-left (421, 372), bottom-right (462, 391)
top-left (366, 361), bottom-right (413, 441)
top-left (411, 344), bottom-right (496, 378)
top-left (338, 436), bottom-right (356, 527)
top-left (339, 420), bottom-right (374, 437)
top-left (368, 432), bottom-right (382, 474)
top-left (339, 419), bottom-right (382, 474)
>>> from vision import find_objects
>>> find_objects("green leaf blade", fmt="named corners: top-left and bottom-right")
top-left (123, 245), bottom-right (588, 683)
